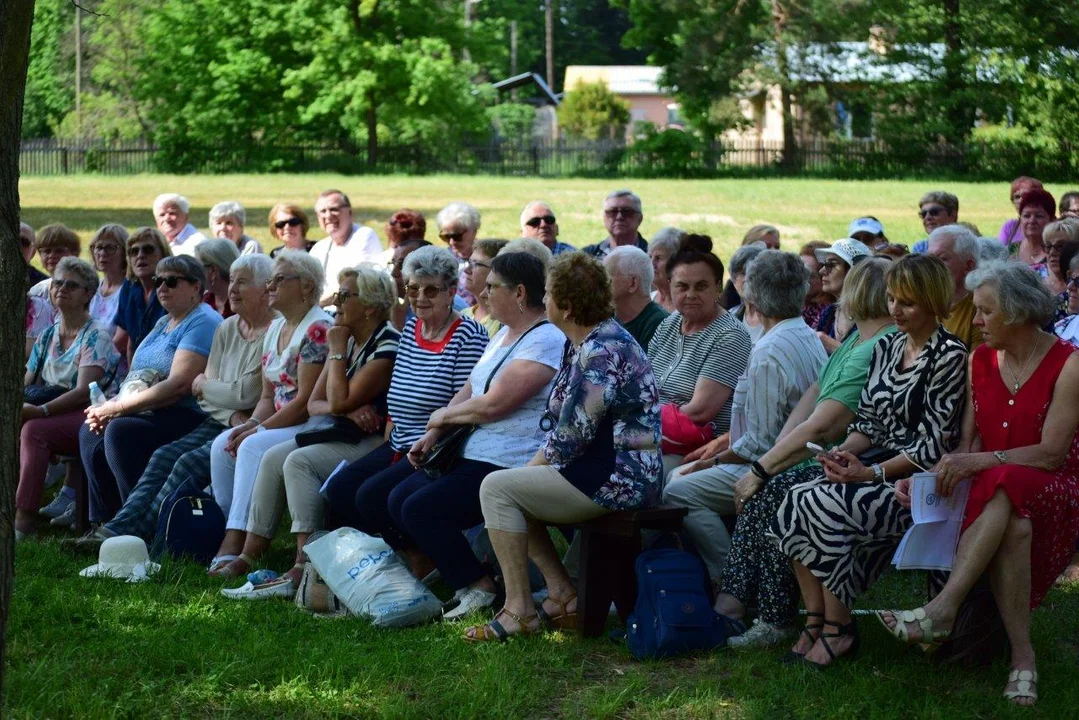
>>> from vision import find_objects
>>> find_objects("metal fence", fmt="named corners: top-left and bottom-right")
top-left (18, 136), bottom-right (1079, 181)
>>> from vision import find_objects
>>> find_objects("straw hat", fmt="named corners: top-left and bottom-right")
top-left (79, 535), bottom-right (160, 583)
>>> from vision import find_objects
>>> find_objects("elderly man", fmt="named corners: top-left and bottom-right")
top-left (309, 189), bottom-right (383, 305)
top-left (520, 201), bottom-right (574, 255)
top-left (927, 224), bottom-right (982, 349)
top-left (20, 222), bottom-right (47, 285)
top-left (912, 191), bottom-right (960, 253)
top-left (154, 193), bottom-right (207, 256)
top-left (605, 246), bottom-right (669, 349)
top-left (583, 189), bottom-right (648, 258)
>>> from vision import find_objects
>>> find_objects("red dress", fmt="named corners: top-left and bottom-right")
top-left (965, 339), bottom-right (1079, 607)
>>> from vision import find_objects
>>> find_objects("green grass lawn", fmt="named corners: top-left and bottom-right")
top-left (18, 174), bottom-right (1079, 264)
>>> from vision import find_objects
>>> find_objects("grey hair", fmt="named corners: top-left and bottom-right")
top-left (503, 237), bottom-right (553, 269)
top-left (605, 189), bottom-right (642, 214)
top-left (928, 224), bottom-right (978, 262)
top-left (965, 261), bottom-right (1055, 327)
top-left (156, 254), bottom-right (207, 294)
top-left (604, 246), bottom-right (654, 295)
top-left (19, 222), bottom-right (35, 241)
top-left (975, 237), bottom-right (1009, 263)
top-left (231, 253), bottom-right (274, 287)
top-left (55, 256), bottom-right (100, 301)
top-left (339, 263), bottom-right (397, 318)
top-left (650, 227), bottom-right (686, 256)
top-left (153, 193), bottom-right (190, 215)
top-left (274, 248), bottom-right (326, 301)
top-left (1044, 217), bottom-right (1079, 244)
top-left (403, 245), bottom-right (460, 288)
top-left (729, 244), bottom-right (766, 278)
top-left (1070, 253), bottom-right (1079, 274)
top-left (209, 200), bottom-right (247, 227)
top-left (194, 238), bottom-right (241, 278)
top-left (519, 201), bottom-right (554, 228)
top-left (436, 202), bottom-right (482, 232)
top-left (742, 250), bottom-right (810, 320)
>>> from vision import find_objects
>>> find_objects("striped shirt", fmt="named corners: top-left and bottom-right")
top-left (728, 317), bottom-right (828, 461)
top-left (647, 310), bottom-right (752, 436)
top-left (386, 315), bottom-right (488, 451)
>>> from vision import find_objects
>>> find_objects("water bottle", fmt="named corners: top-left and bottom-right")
top-left (88, 381), bottom-right (107, 407)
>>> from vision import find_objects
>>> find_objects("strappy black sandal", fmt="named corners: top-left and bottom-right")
top-left (780, 611), bottom-right (824, 665)
top-left (802, 618), bottom-right (860, 670)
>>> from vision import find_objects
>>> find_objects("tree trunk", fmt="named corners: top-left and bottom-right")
top-left (772, 0), bottom-right (797, 170)
top-left (941, 0), bottom-right (968, 143)
top-left (366, 92), bottom-right (377, 169)
top-left (545, 0), bottom-right (555, 92)
top-left (0, 0), bottom-right (37, 697)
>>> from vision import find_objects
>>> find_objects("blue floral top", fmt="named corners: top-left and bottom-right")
top-left (541, 318), bottom-right (662, 510)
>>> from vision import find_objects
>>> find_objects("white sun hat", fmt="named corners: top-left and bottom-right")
top-left (79, 535), bottom-right (161, 583)
top-left (814, 238), bottom-right (873, 267)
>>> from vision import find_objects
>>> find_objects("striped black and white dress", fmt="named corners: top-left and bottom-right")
top-left (769, 327), bottom-right (968, 608)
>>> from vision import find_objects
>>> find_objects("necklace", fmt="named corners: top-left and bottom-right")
top-left (1004, 335), bottom-right (1042, 391)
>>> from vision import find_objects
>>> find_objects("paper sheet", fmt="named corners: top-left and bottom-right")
top-left (892, 473), bottom-right (970, 571)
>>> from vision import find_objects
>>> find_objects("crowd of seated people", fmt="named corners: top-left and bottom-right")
top-left (16, 179), bottom-right (1079, 708)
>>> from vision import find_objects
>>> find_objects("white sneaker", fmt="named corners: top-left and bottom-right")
top-left (220, 577), bottom-right (296, 601)
top-left (442, 587), bottom-right (497, 620)
top-left (44, 462), bottom-right (66, 490)
top-left (727, 619), bottom-right (795, 649)
top-left (39, 490), bottom-right (74, 519)
top-left (50, 502), bottom-right (78, 528)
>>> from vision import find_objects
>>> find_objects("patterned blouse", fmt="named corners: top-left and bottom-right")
top-left (261, 305), bottom-right (332, 411)
top-left (541, 318), bottom-right (663, 510)
top-left (850, 326), bottom-right (968, 470)
top-left (26, 319), bottom-right (123, 393)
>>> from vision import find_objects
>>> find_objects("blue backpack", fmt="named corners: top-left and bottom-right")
top-left (151, 485), bottom-right (226, 565)
top-left (626, 548), bottom-right (733, 659)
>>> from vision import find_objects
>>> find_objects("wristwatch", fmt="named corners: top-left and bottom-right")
top-left (40, 403), bottom-right (51, 418)
top-left (994, 450), bottom-right (1008, 465)
top-left (328, 353), bottom-right (347, 362)
top-left (871, 463), bottom-right (883, 481)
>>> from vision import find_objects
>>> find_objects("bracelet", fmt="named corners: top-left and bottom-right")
top-left (871, 463), bottom-right (883, 482)
top-left (40, 403), bottom-right (51, 418)
top-left (750, 460), bottom-right (771, 481)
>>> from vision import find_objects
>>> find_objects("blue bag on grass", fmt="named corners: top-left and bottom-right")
top-left (626, 548), bottom-right (732, 659)
top-left (151, 485), bottom-right (225, 565)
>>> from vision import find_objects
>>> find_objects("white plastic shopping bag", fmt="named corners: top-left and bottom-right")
top-left (303, 528), bottom-right (442, 627)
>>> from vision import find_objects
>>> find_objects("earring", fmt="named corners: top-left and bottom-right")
top-left (518, 301), bottom-right (525, 314)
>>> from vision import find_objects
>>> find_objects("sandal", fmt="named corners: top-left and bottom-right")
top-left (206, 554), bottom-right (238, 574)
top-left (803, 619), bottom-right (860, 670)
top-left (875, 607), bottom-right (951, 652)
top-left (464, 607), bottom-right (539, 643)
top-left (1003, 669), bottom-right (1038, 706)
top-left (781, 611), bottom-right (824, 665)
top-left (209, 553), bottom-right (254, 579)
top-left (537, 593), bottom-right (577, 631)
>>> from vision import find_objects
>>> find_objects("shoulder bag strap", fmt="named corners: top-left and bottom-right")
top-left (483, 320), bottom-right (550, 393)
top-left (32, 324), bottom-right (57, 386)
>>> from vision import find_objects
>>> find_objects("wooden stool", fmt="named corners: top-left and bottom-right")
top-left (575, 505), bottom-right (688, 638)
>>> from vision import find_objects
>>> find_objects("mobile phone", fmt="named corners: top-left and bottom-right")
top-left (805, 442), bottom-right (825, 454)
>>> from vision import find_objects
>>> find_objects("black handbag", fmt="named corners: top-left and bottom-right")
top-left (418, 320), bottom-right (549, 478)
top-left (24, 325), bottom-right (67, 405)
top-left (295, 415), bottom-right (367, 448)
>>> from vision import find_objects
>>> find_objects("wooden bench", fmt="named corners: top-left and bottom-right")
top-left (574, 505), bottom-right (688, 638)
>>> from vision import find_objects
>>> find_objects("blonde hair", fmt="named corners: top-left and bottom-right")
top-left (840, 257), bottom-right (890, 321)
top-left (337, 263), bottom-right (396, 321)
top-left (742, 224), bottom-right (780, 246)
top-left (886, 254), bottom-right (953, 320)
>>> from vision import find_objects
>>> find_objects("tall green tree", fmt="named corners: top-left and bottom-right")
top-left (21, 0), bottom-right (72, 137)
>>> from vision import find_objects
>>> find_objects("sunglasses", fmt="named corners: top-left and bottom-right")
top-left (439, 232), bottom-right (465, 243)
top-left (20, 237), bottom-right (32, 249)
top-left (405, 283), bottom-right (446, 299)
top-left (604, 207), bottom-right (639, 219)
top-left (1068, 276), bottom-right (1079, 288)
top-left (128, 244), bottom-right (159, 257)
top-left (152, 275), bottom-right (195, 289)
top-left (51, 278), bottom-right (85, 292)
top-left (525, 215), bottom-right (557, 228)
top-left (266, 273), bottom-right (300, 287)
top-left (821, 260), bottom-right (844, 272)
top-left (333, 289), bottom-right (360, 304)
top-left (918, 207), bottom-right (946, 219)
top-left (1046, 242), bottom-right (1065, 254)
top-left (274, 217), bottom-right (303, 230)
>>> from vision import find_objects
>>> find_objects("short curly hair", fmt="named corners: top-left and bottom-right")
top-left (547, 252), bottom-right (613, 327)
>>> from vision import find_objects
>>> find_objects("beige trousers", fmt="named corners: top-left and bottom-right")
top-left (479, 464), bottom-right (608, 534)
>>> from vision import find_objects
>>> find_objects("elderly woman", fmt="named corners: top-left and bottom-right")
top-left (647, 235), bottom-right (752, 471)
top-left (743, 224), bottom-right (780, 250)
top-left (74, 255), bottom-right (278, 548)
top-left (464, 253), bottom-right (661, 641)
top-left (663, 250), bottom-right (827, 585)
top-left (207, 250), bottom-right (332, 576)
top-left (704, 259), bottom-right (896, 649)
top-left (79, 255), bottom-right (223, 524)
top-left (379, 208), bottom-right (427, 266)
top-left (813, 239), bottom-right (872, 353)
top-left (436, 202), bottom-right (482, 307)
top-left (460, 239), bottom-right (509, 337)
top-left (25, 224), bottom-right (81, 358)
top-left (17, 258), bottom-right (123, 539)
top-left (649, 227), bottom-right (685, 312)
top-left (877, 263), bottom-right (1079, 707)
top-left (799, 241), bottom-right (832, 329)
top-left (1054, 254), bottom-right (1079, 344)
top-left (210, 201), bottom-right (262, 255)
top-left (725, 244), bottom-right (767, 341)
top-left (999, 176), bottom-right (1044, 246)
top-left (1042, 218), bottom-right (1079, 320)
top-left (770, 254), bottom-right (968, 668)
top-left (113, 228), bottom-right (172, 360)
top-left (268, 204), bottom-right (313, 258)
top-left (1009, 189), bottom-right (1056, 276)
top-left (1060, 191), bottom-right (1079, 219)
top-left (322, 246), bottom-right (488, 549)
top-left (335, 253), bottom-right (565, 618)
top-left (848, 217), bottom-right (887, 248)
top-left (215, 268), bottom-right (401, 596)
top-left (194, 238), bottom-right (241, 317)
top-left (88, 224), bottom-right (129, 339)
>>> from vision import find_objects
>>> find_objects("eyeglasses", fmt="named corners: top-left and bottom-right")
top-left (51, 279), bottom-right (85, 292)
top-left (128, 244), bottom-right (158, 257)
top-left (152, 275), bottom-right (195, 289)
top-left (333, 289), bottom-right (360, 304)
top-left (604, 207), bottom-right (639, 219)
top-left (274, 217), bottom-right (303, 230)
top-left (266, 274), bottom-right (300, 287)
top-left (918, 207), bottom-right (946, 219)
top-left (439, 232), bottom-right (465, 243)
top-left (1046, 242), bottom-right (1065, 254)
top-left (525, 215), bottom-right (557, 228)
top-left (92, 244), bottom-right (120, 255)
top-left (20, 237), bottom-right (32, 249)
top-left (405, 283), bottom-right (446, 299)
top-left (1068, 276), bottom-right (1079, 288)
top-left (466, 259), bottom-right (491, 271)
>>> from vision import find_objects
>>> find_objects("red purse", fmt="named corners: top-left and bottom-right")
top-left (660, 404), bottom-right (714, 456)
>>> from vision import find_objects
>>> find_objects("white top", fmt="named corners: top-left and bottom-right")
top-left (89, 286), bottom-right (122, 336)
top-left (309, 223), bottom-right (384, 298)
top-left (236, 235), bottom-right (263, 255)
top-left (169, 224), bottom-right (208, 256)
top-left (462, 322), bottom-right (566, 468)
